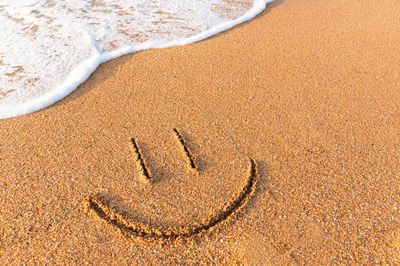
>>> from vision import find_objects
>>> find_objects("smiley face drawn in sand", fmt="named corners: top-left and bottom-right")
top-left (83, 128), bottom-right (258, 243)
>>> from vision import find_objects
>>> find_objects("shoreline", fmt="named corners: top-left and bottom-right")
top-left (0, 0), bottom-right (275, 119)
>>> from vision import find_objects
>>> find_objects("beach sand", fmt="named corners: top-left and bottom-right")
top-left (1, 0), bottom-right (400, 263)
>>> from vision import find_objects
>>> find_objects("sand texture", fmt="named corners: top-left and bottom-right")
top-left (1, 0), bottom-right (400, 264)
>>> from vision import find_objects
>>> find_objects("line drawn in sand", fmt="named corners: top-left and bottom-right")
top-left (173, 128), bottom-right (198, 172)
top-left (130, 137), bottom-right (153, 184)
top-left (83, 129), bottom-right (258, 243)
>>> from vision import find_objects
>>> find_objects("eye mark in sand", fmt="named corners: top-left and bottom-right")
top-left (173, 128), bottom-right (197, 172)
top-left (84, 129), bottom-right (258, 243)
top-left (130, 128), bottom-right (196, 184)
top-left (130, 138), bottom-right (153, 184)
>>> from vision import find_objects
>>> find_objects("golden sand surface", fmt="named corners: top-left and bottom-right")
top-left (1, 0), bottom-right (400, 263)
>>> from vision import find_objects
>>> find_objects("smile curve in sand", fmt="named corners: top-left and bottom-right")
top-left (83, 129), bottom-right (258, 243)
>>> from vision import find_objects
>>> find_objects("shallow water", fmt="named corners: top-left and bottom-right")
top-left (0, 0), bottom-right (272, 119)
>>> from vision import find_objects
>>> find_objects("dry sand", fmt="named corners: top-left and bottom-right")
top-left (1, 0), bottom-right (400, 264)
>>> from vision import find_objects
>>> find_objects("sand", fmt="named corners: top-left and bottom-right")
top-left (1, 0), bottom-right (400, 263)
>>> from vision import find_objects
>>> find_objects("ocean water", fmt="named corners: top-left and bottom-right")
top-left (0, 0), bottom-right (273, 119)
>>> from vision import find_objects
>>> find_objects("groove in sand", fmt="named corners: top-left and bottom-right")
top-left (130, 138), bottom-right (153, 183)
top-left (83, 158), bottom-right (258, 242)
top-left (173, 128), bottom-right (197, 172)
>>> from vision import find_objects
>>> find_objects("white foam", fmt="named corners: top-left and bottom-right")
top-left (0, 0), bottom-right (274, 119)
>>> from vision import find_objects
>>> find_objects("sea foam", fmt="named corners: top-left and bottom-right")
top-left (0, 0), bottom-right (274, 119)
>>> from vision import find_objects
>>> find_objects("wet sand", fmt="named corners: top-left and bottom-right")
top-left (1, 0), bottom-right (400, 263)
